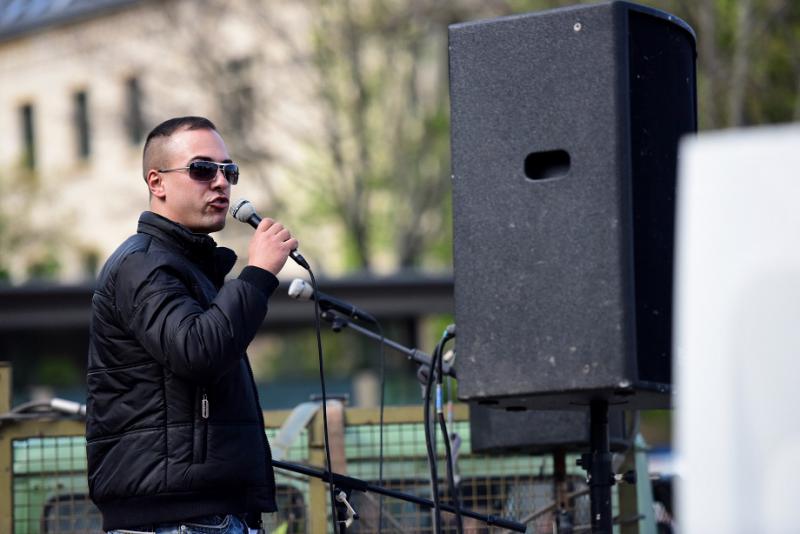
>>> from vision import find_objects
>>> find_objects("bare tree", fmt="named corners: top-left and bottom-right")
top-left (146, 0), bottom-right (524, 271)
top-left (283, 0), bottom-right (524, 269)
top-left (136, 0), bottom-right (800, 271)
top-left (667, 0), bottom-right (799, 128)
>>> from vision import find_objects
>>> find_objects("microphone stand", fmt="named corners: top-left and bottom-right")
top-left (316, 310), bottom-right (531, 533)
top-left (271, 459), bottom-right (528, 532)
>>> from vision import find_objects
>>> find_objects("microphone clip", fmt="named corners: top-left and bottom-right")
top-left (335, 488), bottom-right (359, 528)
top-left (323, 311), bottom-right (348, 333)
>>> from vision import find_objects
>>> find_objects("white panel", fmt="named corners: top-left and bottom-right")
top-left (675, 124), bottom-right (800, 533)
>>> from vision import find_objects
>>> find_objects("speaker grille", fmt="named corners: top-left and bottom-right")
top-left (628, 9), bottom-right (697, 384)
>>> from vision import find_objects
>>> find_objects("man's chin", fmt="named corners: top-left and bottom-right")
top-left (192, 218), bottom-right (226, 234)
top-left (208, 220), bottom-right (226, 233)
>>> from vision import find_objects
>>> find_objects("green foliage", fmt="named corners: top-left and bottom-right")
top-left (0, 162), bottom-right (70, 282)
top-left (299, 1), bottom-right (496, 271)
top-left (640, 409), bottom-right (672, 446)
top-left (81, 249), bottom-right (101, 278)
top-left (654, 0), bottom-right (800, 128)
top-left (26, 253), bottom-right (61, 280)
top-left (35, 357), bottom-right (82, 388)
top-left (425, 314), bottom-right (455, 343)
top-left (247, 319), bottom-right (431, 405)
top-left (486, 0), bottom-right (800, 130)
top-left (254, 328), bottom-right (364, 380)
top-left (203, 0), bottom-right (800, 275)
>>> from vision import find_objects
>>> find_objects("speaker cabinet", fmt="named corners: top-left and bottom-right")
top-left (469, 405), bottom-right (629, 454)
top-left (449, 1), bottom-right (696, 410)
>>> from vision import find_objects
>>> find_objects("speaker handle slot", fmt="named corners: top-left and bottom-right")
top-left (524, 149), bottom-right (571, 181)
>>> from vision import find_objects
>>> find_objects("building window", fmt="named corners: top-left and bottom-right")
top-left (226, 58), bottom-right (254, 134)
top-left (74, 90), bottom-right (91, 159)
top-left (20, 104), bottom-right (35, 170)
top-left (125, 77), bottom-right (144, 145)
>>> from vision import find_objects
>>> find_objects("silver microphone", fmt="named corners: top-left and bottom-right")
top-left (288, 278), bottom-right (377, 324)
top-left (230, 199), bottom-right (309, 270)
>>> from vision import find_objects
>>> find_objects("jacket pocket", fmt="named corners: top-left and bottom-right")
top-left (192, 387), bottom-right (209, 463)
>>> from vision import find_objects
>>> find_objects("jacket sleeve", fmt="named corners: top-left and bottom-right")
top-left (114, 251), bottom-right (279, 384)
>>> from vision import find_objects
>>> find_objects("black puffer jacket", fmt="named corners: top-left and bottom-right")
top-left (86, 211), bottom-right (278, 531)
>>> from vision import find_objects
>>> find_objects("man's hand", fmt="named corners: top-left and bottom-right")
top-left (247, 218), bottom-right (299, 275)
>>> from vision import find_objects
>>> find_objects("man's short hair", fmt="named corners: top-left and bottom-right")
top-left (143, 116), bottom-right (218, 153)
top-left (142, 116), bottom-right (218, 180)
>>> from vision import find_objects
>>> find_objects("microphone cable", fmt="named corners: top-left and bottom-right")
top-left (307, 268), bottom-right (388, 533)
top-left (229, 201), bottom-right (340, 530)
top-left (376, 322), bottom-right (387, 533)
top-left (435, 326), bottom-right (462, 534)
top-left (423, 333), bottom-right (445, 533)
top-left (306, 267), bottom-right (339, 533)
top-left (291, 272), bottom-right (388, 531)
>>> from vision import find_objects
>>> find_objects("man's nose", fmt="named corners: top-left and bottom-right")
top-left (211, 168), bottom-right (230, 187)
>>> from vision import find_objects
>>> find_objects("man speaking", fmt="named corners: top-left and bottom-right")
top-left (86, 116), bottom-right (294, 533)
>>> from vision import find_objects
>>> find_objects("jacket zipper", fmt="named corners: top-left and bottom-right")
top-left (194, 387), bottom-right (209, 463)
top-left (201, 391), bottom-right (209, 419)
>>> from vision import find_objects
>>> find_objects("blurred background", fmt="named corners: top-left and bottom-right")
top-left (1, 0), bottom-right (799, 448)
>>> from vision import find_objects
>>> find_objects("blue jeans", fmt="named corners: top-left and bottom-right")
top-left (108, 514), bottom-right (251, 534)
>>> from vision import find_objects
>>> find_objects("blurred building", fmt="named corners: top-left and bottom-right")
top-left (0, 0), bottom-right (324, 283)
top-left (0, 0), bottom-right (466, 407)
top-left (0, 0), bottom-right (369, 404)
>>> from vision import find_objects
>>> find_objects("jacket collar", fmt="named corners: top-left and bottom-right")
top-left (137, 211), bottom-right (237, 282)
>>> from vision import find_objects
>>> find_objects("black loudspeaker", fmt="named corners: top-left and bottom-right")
top-left (469, 405), bottom-right (630, 454)
top-left (449, 1), bottom-right (696, 410)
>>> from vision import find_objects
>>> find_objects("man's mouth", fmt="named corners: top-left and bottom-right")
top-left (209, 198), bottom-right (229, 209)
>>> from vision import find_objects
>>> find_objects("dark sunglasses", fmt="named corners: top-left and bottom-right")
top-left (158, 161), bottom-right (239, 185)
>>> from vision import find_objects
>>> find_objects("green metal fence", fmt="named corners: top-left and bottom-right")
top-left (1, 402), bottom-right (608, 534)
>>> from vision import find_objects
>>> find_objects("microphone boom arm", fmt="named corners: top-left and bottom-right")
top-left (320, 310), bottom-right (456, 379)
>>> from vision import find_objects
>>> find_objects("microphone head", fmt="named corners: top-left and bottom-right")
top-left (288, 279), bottom-right (314, 300)
top-left (230, 198), bottom-right (255, 222)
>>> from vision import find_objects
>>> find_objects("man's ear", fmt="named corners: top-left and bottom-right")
top-left (146, 170), bottom-right (166, 200)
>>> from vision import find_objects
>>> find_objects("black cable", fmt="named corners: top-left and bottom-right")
top-left (424, 338), bottom-right (443, 533)
top-left (307, 268), bottom-right (339, 533)
top-left (376, 322), bottom-right (386, 533)
top-left (313, 306), bottom-right (387, 531)
top-left (437, 413), bottom-right (462, 533)
top-left (436, 329), bottom-right (463, 534)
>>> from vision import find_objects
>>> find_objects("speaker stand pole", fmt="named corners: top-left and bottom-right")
top-left (578, 399), bottom-right (614, 534)
top-left (554, 450), bottom-right (574, 533)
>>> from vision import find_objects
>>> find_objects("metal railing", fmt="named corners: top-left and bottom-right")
top-left (0, 405), bottom-right (604, 533)
top-left (0, 362), bottom-right (656, 534)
